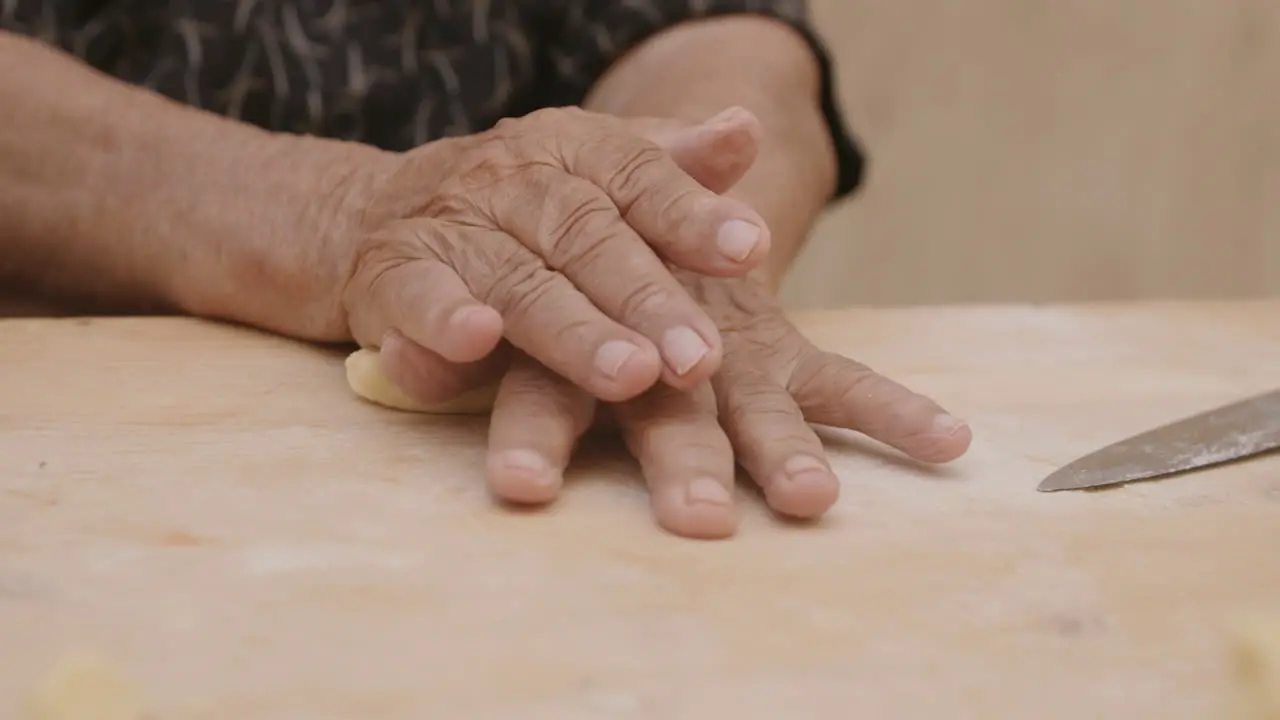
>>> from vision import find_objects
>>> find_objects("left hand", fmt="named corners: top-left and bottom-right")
top-left (385, 270), bottom-right (972, 539)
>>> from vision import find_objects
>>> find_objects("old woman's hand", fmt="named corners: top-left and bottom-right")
top-left (339, 107), bottom-right (770, 403)
top-left (375, 111), bottom-right (973, 539)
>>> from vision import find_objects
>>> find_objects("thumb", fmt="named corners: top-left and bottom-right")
top-left (642, 106), bottom-right (762, 194)
top-left (380, 330), bottom-right (511, 407)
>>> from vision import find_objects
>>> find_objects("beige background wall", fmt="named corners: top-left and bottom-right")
top-left (781, 0), bottom-right (1280, 309)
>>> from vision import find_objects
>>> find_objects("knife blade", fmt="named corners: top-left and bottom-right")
top-left (1037, 388), bottom-right (1280, 492)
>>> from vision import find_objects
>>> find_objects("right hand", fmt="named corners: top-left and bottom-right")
top-left (339, 106), bottom-right (771, 403)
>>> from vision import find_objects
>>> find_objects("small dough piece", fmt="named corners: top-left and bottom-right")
top-left (25, 650), bottom-right (143, 720)
top-left (1228, 614), bottom-right (1280, 719)
top-left (344, 348), bottom-right (499, 415)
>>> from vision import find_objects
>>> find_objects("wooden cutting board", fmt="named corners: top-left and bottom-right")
top-left (1, 301), bottom-right (1278, 719)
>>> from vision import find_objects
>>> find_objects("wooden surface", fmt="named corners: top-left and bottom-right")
top-left (2, 301), bottom-right (1280, 718)
top-left (782, 0), bottom-right (1280, 308)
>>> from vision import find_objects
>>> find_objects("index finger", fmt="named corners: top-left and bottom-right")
top-left (539, 107), bottom-right (773, 276)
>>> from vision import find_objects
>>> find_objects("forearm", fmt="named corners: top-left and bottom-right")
top-left (584, 15), bottom-right (837, 291)
top-left (0, 32), bottom-right (370, 324)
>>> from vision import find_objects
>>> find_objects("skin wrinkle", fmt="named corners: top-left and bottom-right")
top-left (531, 182), bottom-right (621, 262)
top-left (787, 352), bottom-right (880, 420)
top-left (719, 372), bottom-right (795, 430)
top-left (619, 384), bottom-right (724, 456)
top-left (627, 184), bottom-right (707, 262)
top-left (329, 104), bottom-right (773, 404)
top-left (499, 361), bottom-right (599, 440)
top-left (360, 256), bottom-right (419, 317)
top-left (468, 241), bottom-right (545, 312)
top-left (582, 141), bottom-right (669, 216)
top-left (612, 282), bottom-right (672, 330)
top-left (494, 268), bottom-right (575, 335)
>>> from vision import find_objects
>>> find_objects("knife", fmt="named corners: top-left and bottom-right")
top-left (1037, 389), bottom-right (1280, 492)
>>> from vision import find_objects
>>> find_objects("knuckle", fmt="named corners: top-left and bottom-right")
top-left (605, 144), bottom-right (667, 204)
top-left (718, 320), bottom-right (806, 381)
top-left (527, 106), bottom-right (589, 124)
top-left (504, 368), bottom-right (575, 411)
top-left (506, 358), bottom-right (597, 427)
top-left (721, 376), bottom-right (794, 430)
top-left (638, 185), bottom-right (703, 237)
top-left (719, 311), bottom-right (788, 344)
top-left (492, 110), bottom-right (558, 139)
top-left (614, 280), bottom-right (672, 323)
top-left (788, 351), bottom-right (856, 398)
top-left (836, 366), bottom-right (887, 406)
top-left (792, 351), bottom-right (908, 430)
top-left (438, 231), bottom-right (503, 295)
top-left (719, 388), bottom-right (819, 460)
top-left (689, 278), bottom-right (788, 338)
top-left (515, 107), bottom-right (560, 127)
top-left (491, 115), bottom-right (524, 133)
top-left (496, 107), bottom-right (577, 148)
top-left (454, 136), bottom-right (522, 192)
top-left (540, 193), bottom-right (618, 260)
top-left (628, 416), bottom-right (728, 464)
top-left (550, 316), bottom-right (596, 350)
top-left (349, 228), bottom-right (424, 296)
top-left (421, 186), bottom-right (484, 221)
top-left (441, 134), bottom-right (550, 215)
top-left (485, 260), bottom-right (560, 322)
top-left (503, 365), bottom-right (558, 398)
top-left (469, 132), bottom-right (518, 161)
top-left (354, 255), bottom-right (413, 305)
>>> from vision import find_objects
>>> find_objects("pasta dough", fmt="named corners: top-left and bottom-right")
top-left (344, 348), bottom-right (498, 415)
top-left (1229, 614), bottom-right (1280, 719)
top-left (25, 651), bottom-right (143, 720)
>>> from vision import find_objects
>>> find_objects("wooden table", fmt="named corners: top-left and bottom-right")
top-left (2, 301), bottom-right (1278, 718)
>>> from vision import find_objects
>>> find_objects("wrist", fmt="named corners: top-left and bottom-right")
top-left (169, 127), bottom-right (398, 339)
top-left (0, 34), bottom-right (399, 336)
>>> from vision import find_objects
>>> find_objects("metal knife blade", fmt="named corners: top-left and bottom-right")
top-left (1037, 388), bottom-right (1280, 492)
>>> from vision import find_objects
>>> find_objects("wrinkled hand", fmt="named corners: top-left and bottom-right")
top-left (386, 272), bottom-right (972, 539)
top-left (340, 107), bottom-right (770, 402)
top-left (375, 107), bottom-right (974, 536)
top-left (509, 274), bottom-right (972, 538)
top-left (366, 110), bottom-right (973, 538)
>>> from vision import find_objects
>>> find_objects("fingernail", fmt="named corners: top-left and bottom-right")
top-left (594, 340), bottom-right (641, 379)
top-left (499, 449), bottom-right (554, 485)
top-left (685, 477), bottom-right (731, 506)
top-left (716, 220), bottom-right (761, 262)
top-left (784, 454), bottom-right (830, 482)
top-left (661, 326), bottom-right (710, 376)
top-left (932, 414), bottom-right (968, 435)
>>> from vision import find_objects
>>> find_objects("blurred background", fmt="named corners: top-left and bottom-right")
top-left (780, 0), bottom-right (1280, 309)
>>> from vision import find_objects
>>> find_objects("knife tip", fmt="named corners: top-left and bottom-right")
top-left (1036, 473), bottom-right (1072, 492)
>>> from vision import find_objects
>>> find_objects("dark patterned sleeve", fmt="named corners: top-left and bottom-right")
top-left (532, 0), bottom-right (865, 201)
